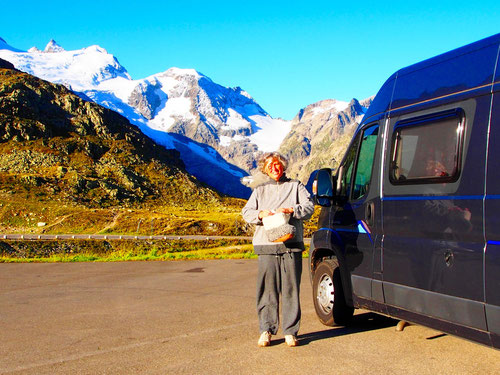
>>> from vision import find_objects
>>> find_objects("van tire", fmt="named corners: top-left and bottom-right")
top-left (312, 258), bottom-right (354, 326)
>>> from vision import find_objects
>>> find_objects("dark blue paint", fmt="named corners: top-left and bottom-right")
top-left (317, 227), bottom-right (345, 249)
top-left (383, 195), bottom-right (484, 201)
top-left (361, 33), bottom-right (500, 127)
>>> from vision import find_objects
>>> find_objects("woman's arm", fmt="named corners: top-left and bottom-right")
top-left (292, 183), bottom-right (315, 220)
top-left (241, 189), bottom-right (263, 224)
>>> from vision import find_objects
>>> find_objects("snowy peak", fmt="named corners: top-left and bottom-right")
top-left (129, 66), bottom-right (278, 152)
top-left (296, 99), bottom-right (350, 121)
top-left (165, 67), bottom-right (204, 79)
top-left (44, 39), bottom-right (65, 53)
top-left (0, 41), bottom-right (131, 91)
top-left (294, 98), bottom-right (370, 127)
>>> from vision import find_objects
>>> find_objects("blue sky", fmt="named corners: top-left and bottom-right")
top-left (2, 1), bottom-right (499, 120)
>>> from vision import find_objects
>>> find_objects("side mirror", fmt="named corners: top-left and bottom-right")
top-left (312, 168), bottom-right (335, 207)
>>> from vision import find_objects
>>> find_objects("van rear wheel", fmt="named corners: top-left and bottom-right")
top-left (312, 258), bottom-right (354, 326)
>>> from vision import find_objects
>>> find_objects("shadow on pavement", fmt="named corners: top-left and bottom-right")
top-left (298, 312), bottom-right (398, 346)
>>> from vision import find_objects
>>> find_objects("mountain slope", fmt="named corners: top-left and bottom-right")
top-left (0, 39), bottom-right (289, 195)
top-left (0, 60), bottom-right (224, 208)
top-left (279, 98), bottom-right (372, 183)
top-left (0, 37), bottom-right (22, 53)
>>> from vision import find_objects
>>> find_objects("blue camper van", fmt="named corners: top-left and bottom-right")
top-left (310, 33), bottom-right (500, 348)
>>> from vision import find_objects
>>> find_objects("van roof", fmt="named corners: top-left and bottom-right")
top-left (361, 33), bottom-right (500, 125)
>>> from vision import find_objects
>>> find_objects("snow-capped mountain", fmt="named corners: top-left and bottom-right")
top-left (1, 38), bottom-right (288, 197)
top-left (0, 37), bottom-right (372, 196)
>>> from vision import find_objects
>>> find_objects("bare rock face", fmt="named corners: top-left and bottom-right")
top-left (279, 98), bottom-right (372, 183)
top-left (128, 80), bottom-right (162, 120)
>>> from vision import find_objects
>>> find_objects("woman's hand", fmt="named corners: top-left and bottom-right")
top-left (258, 210), bottom-right (273, 219)
top-left (276, 207), bottom-right (294, 214)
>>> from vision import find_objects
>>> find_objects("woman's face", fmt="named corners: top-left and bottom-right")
top-left (265, 158), bottom-right (284, 181)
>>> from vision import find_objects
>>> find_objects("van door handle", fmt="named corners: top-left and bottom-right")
top-left (365, 202), bottom-right (375, 227)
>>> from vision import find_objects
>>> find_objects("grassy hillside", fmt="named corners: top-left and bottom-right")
top-left (0, 63), bottom-right (255, 238)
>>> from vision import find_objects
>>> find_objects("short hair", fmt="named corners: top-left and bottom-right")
top-left (258, 152), bottom-right (288, 174)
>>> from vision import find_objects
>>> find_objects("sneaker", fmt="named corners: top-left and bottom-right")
top-left (258, 331), bottom-right (272, 347)
top-left (285, 335), bottom-right (298, 347)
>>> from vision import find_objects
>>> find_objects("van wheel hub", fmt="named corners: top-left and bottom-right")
top-left (317, 274), bottom-right (334, 313)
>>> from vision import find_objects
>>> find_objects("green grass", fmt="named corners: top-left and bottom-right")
top-left (0, 239), bottom-right (310, 263)
top-left (0, 192), bottom-right (251, 236)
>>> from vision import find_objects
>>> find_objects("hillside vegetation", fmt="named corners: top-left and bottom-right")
top-left (0, 62), bottom-right (251, 237)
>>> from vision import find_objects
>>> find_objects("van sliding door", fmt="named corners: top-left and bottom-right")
top-left (382, 99), bottom-right (488, 332)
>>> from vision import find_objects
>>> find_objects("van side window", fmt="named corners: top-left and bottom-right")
top-left (389, 109), bottom-right (464, 184)
top-left (352, 125), bottom-right (379, 200)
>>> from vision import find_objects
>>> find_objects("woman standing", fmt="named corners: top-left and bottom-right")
top-left (242, 152), bottom-right (314, 347)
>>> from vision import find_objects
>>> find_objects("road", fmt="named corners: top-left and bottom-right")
top-left (1, 260), bottom-right (499, 374)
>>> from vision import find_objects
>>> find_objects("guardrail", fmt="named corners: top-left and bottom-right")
top-left (0, 234), bottom-right (312, 244)
top-left (0, 234), bottom-right (254, 241)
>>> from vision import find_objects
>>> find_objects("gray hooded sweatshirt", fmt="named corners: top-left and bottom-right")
top-left (241, 175), bottom-right (314, 255)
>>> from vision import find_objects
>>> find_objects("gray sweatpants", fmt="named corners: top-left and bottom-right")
top-left (256, 252), bottom-right (302, 336)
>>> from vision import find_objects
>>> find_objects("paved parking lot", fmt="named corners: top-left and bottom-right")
top-left (1, 259), bottom-right (499, 374)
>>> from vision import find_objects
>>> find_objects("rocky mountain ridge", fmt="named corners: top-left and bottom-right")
top-left (0, 59), bottom-right (224, 207)
top-left (279, 97), bottom-right (372, 182)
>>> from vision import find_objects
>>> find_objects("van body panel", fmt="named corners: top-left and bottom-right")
top-left (485, 91), bottom-right (500, 335)
top-left (494, 46), bottom-right (500, 83)
top-left (355, 295), bottom-right (492, 346)
top-left (383, 282), bottom-right (487, 330)
top-left (485, 92), bottom-right (500, 244)
top-left (390, 39), bottom-right (499, 110)
top-left (383, 303), bottom-right (493, 347)
top-left (351, 275), bottom-right (371, 299)
top-left (486, 303), bottom-right (500, 335)
top-left (371, 279), bottom-right (384, 303)
top-left (363, 33), bottom-right (500, 120)
top-left (361, 77), bottom-right (395, 122)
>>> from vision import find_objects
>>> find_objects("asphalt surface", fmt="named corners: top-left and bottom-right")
top-left (1, 259), bottom-right (499, 374)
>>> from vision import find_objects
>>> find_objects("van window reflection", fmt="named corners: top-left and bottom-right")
top-left (390, 112), bottom-right (463, 184)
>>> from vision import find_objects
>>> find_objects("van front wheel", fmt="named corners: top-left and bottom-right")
top-left (312, 259), bottom-right (354, 326)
